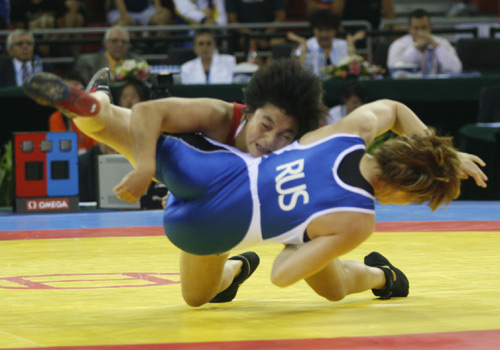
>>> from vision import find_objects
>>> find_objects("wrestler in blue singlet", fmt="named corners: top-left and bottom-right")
top-left (155, 133), bottom-right (375, 256)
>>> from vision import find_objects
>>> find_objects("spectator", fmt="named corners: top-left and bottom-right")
top-left (10, 0), bottom-right (87, 29)
top-left (117, 80), bottom-right (147, 108)
top-left (447, 0), bottom-right (476, 17)
top-left (106, 0), bottom-right (171, 26)
top-left (387, 9), bottom-right (462, 75)
top-left (226, 0), bottom-right (287, 51)
top-left (73, 25), bottom-right (146, 84)
top-left (10, 0), bottom-right (88, 56)
top-left (172, 0), bottom-right (227, 25)
top-left (287, 10), bottom-right (363, 77)
top-left (325, 81), bottom-right (366, 125)
top-left (180, 29), bottom-right (236, 84)
top-left (0, 29), bottom-right (53, 87)
top-left (48, 71), bottom-right (98, 154)
top-left (303, 0), bottom-right (334, 13)
top-left (332, 0), bottom-right (396, 31)
top-left (0, 0), bottom-right (9, 29)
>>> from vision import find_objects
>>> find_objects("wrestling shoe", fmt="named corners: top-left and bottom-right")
top-left (210, 251), bottom-right (260, 303)
top-left (24, 72), bottom-right (100, 118)
top-left (364, 251), bottom-right (409, 299)
top-left (86, 67), bottom-right (113, 104)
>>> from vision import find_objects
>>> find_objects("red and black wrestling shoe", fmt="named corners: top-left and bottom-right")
top-left (24, 72), bottom-right (100, 118)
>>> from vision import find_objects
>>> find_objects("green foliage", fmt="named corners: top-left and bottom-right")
top-left (0, 141), bottom-right (13, 206)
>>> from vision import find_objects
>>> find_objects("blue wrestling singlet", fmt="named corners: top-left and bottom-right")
top-left (155, 133), bottom-right (375, 255)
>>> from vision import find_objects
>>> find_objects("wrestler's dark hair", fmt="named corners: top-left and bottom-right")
top-left (244, 59), bottom-right (327, 138)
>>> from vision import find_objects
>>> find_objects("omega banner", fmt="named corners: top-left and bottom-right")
top-left (13, 132), bottom-right (79, 213)
top-left (16, 197), bottom-right (80, 213)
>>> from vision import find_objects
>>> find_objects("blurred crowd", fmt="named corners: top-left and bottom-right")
top-left (0, 0), bottom-right (498, 89)
top-left (0, 0), bottom-right (498, 205)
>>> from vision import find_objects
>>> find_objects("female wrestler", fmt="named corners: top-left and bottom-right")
top-left (24, 74), bottom-right (487, 308)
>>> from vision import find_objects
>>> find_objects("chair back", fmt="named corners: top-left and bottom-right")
top-left (272, 43), bottom-right (296, 59)
top-left (374, 40), bottom-right (391, 69)
top-left (456, 38), bottom-right (500, 74)
top-left (168, 48), bottom-right (196, 65)
top-left (478, 84), bottom-right (500, 123)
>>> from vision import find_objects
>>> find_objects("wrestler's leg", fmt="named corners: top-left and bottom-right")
top-left (24, 73), bottom-right (136, 165)
top-left (303, 258), bottom-right (386, 301)
top-left (179, 251), bottom-right (242, 307)
top-left (73, 93), bottom-right (136, 165)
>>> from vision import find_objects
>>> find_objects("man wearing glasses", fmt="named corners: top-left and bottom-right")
top-left (0, 29), bottom-right (53, 87)
top-left (73, 25), bottom-right (145, 84)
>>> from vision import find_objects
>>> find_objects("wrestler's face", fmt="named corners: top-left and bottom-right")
top-left (376, 188), bottom-right (414, 206)
top-left (245, 103), bottom-right (298, 157)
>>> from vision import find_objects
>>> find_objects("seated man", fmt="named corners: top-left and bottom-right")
top-left (181, 29), bottom-right (236, 85)
top-left (106, 0), bottom-right (171, 26)
top-left (24, 67), bottom-right (487, 308)
top-left (227, 0), bottom-right (287, 51)
top-left (287, 10), bottom-right (364, 77)
top-left (387, 8), bottom-right (462, 75)
top-left (73, 25), bottom-right (145, 84)
top-left (0, 29), bottom-right (53, 87)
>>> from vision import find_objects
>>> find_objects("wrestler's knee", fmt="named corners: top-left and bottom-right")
top-left (317, 286), bottom-right (348, 302)
top-left (181, 289), bottom-right (213, 307)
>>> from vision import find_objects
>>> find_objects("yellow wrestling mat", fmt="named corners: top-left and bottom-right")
top-left (1, 229), bottom-right (500, 349)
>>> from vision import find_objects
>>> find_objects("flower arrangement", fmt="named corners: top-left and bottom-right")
top-left (322, 55), bottom-right (385, 80)
top-left (114, 59), bottom-right (151, 83)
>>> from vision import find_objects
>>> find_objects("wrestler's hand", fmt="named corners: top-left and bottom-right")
top-left (113, 168), bottom-right (154, 203)
top-left (457, 152), bottom-right (488, 188)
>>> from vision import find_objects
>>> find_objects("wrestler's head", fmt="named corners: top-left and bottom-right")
top-left (243, 59), bottom-right (327, 157)
top-left (373, 129), bottom-right (461, 210)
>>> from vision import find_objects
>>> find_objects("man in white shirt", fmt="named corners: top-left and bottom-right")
top-left (287, 10), bottom-right (348, 77)
top-left (387, 9), bottom-right (462, 75)
top-left (181, 29), bottom-right (236, 84)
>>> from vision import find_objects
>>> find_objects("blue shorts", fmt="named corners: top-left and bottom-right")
top-left (155, 134), bottom-right (253, 255)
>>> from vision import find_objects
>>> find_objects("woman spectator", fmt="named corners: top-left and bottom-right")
top-left (180, 29), bottom-right (236, 85)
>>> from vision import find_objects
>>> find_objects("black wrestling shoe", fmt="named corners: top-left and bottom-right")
top-left (24, 72), bottom-right (100, 117)
top-left (364, 251), bottom-right (409, 299)
top-left (86, 67), bottom-right (113, 104)
top-left (210, 252), bottom-right (260, 303)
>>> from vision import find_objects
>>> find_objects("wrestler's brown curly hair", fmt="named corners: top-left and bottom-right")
top-left (373, 129), bottom-right (461, 210)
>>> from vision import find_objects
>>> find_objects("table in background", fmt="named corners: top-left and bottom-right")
top-left (2, 74), bottom-right (500, 200)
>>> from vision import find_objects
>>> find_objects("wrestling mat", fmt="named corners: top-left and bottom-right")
top-left (1, 201), bottom-right (499, 349)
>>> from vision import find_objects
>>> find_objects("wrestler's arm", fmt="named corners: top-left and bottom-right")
top-left (301, 99), bottom-right (427, 146)
top-left (301, 99), bottom-right (487, 187)
top-left (113, 98), bottom-right (233, 203)
top-left (271, 212), bottom-right (374, 287)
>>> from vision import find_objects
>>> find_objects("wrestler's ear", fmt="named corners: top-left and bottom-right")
top-left (245, 110), bottom-right (254, 121)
